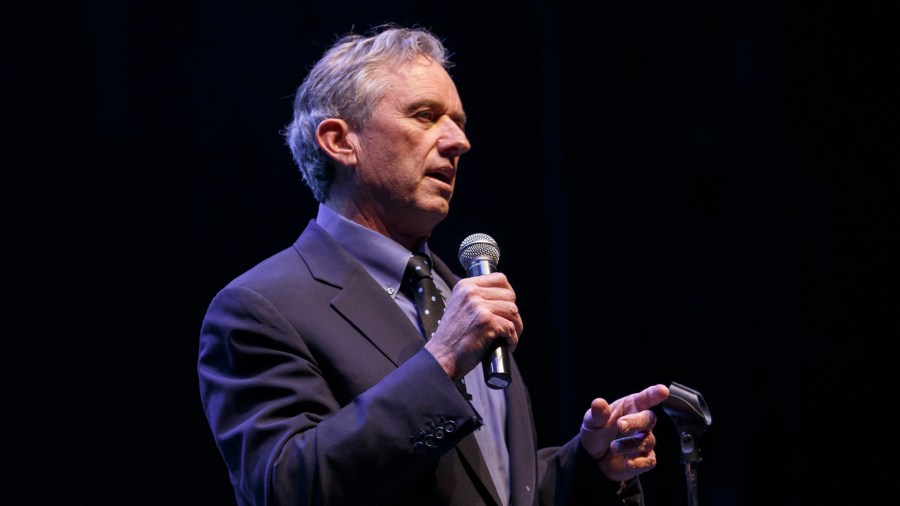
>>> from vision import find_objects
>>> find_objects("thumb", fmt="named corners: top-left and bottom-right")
top-left (580, 398), bottom-right (617, 459)
top-left (583, 397), bottom-right (614, 430)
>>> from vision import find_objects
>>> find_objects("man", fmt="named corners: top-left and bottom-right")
top-left (198, 24), bottom-right (669, 505)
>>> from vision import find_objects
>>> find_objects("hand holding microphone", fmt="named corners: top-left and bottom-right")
top-left (458, 233), bottom-right (514, 389)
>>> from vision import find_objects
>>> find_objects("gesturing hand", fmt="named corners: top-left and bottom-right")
top-left (579, 384), bottom-right (669, 482)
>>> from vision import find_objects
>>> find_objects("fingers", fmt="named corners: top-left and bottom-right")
top-left (599, 384), bottom-right (669, 429)
top-left (610, 430), bottom-right (659, 474)
top-left (585, 383), bottom-right (668, 432)
top-left (595, 428), bottom-right (661, 480)
top-left (449, 274), bottom-right (523, 349)
top-left (579, 404), bottom-right (614, 459)
top-left (577, 388), bottom-right (670, 481)
top-left (585, 397), bottom-right (613, 430)
top-left (611, 430), bottom-right (655, 454)
top-left (617, 408), bottom-right (658, 435)
top-left (620, 449), bottom-right (659, 474)
top-left (579, 384), bottom-right (667, 463)
top-left (613, 384), bottom-right (669, 414)
top-left (633, 384), bottom-right (670, 411)
top-left (429, 273), bottom-right (522, 377)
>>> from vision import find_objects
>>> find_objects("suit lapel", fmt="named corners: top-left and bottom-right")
top-left (295, 222), bottom-right (424, 366)
top-left (332, 267), bottom-right (425, 365)
top-left (505, 359), bottom-right (538, 506)
top-left (456, 435), bottom-right (502, 506)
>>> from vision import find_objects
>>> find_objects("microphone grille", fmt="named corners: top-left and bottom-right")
top-left (458, 233), bottom-right (500, 267)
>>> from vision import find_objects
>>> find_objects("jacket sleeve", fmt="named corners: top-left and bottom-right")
top-left (197, 284), bottom-right (483, 505)
top-left (536, 436), bottom-right (644, 506)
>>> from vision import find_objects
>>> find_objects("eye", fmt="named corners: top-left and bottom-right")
top-left (415, 110), bottom-right (436, 122)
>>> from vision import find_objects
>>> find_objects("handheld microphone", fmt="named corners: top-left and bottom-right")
top-left (458, 233), bottom-right (512, 389)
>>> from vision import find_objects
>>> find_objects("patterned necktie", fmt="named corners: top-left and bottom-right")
top-left (404, 254), bottom-right (470, 400)
top-left (405, 254), bottom-right (445, 340)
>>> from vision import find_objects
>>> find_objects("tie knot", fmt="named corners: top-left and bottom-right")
top-left (406, 254), bottom-right (433, 280)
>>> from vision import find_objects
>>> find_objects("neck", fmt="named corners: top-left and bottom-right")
top-left (322, 200), bottom-right (432, 252)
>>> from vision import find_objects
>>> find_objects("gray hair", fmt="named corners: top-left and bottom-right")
top-left (283, 24), bottom-right (452, 202)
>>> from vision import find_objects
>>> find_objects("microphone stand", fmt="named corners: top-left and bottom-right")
top-left (662, 382), bottom-right (712, 506)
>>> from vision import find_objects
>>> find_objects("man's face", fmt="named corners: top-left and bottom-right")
top-left (350, 55), bottom-right (471, 237)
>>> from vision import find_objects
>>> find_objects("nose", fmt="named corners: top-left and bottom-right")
top-left (437, 117), bottom-right (471, 157)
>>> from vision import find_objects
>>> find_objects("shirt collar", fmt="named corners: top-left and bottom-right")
top-left (315, 203), bottom-right (432, 298)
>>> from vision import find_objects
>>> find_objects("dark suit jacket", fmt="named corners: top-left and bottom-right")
top-left (198, 221), bottom-right (643, 505)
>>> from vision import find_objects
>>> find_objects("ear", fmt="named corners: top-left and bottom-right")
top-left (316, 118), bottom-right (357, 167)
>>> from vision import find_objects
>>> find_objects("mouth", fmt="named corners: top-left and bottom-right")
top-left (426, 166), bottom-right (455, 186)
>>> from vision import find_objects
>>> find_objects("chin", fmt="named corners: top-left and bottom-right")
top-left (417, 205), bottom-right (449, 227)
top-left (417, 194), bottom-right (451, 214)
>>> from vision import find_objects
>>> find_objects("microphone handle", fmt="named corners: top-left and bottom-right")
top-left (466, 261), bottom-right (512, 389)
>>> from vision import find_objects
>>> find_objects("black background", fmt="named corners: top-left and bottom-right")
top-left (6, 1), bottom-right (894, 504)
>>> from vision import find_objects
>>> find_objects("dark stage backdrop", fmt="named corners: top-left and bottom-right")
top-left (7, 1), bottom-right (892, 504)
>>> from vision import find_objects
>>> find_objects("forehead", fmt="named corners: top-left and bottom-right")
top-left (380, 56), bottom-right (463, 109)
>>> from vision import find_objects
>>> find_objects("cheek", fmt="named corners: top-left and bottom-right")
top-left (355, 136), bottom-right (394, 172)
top-left (361, 128), bottom-right (408, 161)
top-left (356, 125), bottom-right (432, 188)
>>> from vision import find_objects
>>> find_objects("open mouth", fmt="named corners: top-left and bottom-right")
top-left (427, 167), bottom-right (455, 186)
